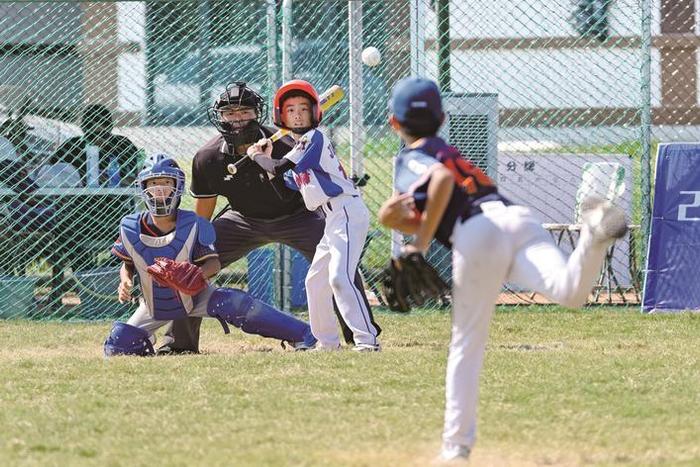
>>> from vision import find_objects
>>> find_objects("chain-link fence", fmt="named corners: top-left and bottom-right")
top-left (0, 0), bottom-right (691, 320)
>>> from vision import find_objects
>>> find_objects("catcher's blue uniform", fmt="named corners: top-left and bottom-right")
top-left (105, 209), bottom-right (316, 356)
top-left (114, 210), bottom-right (216, 321)
top-left (103, 155), bottom-right (316, 356)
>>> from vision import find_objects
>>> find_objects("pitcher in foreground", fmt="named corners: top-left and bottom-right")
top-left (378, 77), bottom-right (628, 462)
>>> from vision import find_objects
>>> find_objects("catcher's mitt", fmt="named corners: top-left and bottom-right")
top-left (379, 252), bottom-right (448, 313)
top-left (146, 257), bottom-right (207, 296)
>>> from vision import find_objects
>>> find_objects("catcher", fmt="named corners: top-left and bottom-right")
top-left (103, 154), bottom-right (316, 356)
top-left (378, 78), bottom-right (628, 462)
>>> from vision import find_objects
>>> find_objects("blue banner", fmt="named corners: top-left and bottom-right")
top-left (643, 143), bottom-right (700, 312)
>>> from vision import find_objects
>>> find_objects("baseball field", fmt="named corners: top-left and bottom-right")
top-left (1, 306), bottom-right (698, 466)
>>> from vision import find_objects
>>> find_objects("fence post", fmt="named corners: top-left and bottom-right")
top-left (266, 0), bottom-right (278, 98)
top-left (640, 0), bottom-right (652, 269)
top-left (349, 0), bottom-right (364, 181)
top-left (279, 0), bottom-right (294, 311)
top-left (436, 0), bottom-right (451, 91)
top-left (197, 0), bottom-right (212, 121)
top-left (282, 0), bottom-right (293, 83)
top-left (410, 0), bottom-right (427, 78)
top-left (393, 0), bottom-right (429, 258)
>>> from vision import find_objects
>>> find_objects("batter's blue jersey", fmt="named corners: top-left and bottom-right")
top-left (283, 129), bottom-right (359, 210)
top-left (394, 137), bottom-right (509, 247)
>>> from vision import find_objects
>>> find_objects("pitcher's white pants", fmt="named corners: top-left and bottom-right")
top-left (305, 195), bottom-right (379, 347)
top-left (443, 204), bottom-right (610, 449)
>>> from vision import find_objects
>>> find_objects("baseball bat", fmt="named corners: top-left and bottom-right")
top-left (228, 85), bottom-right (345, 174)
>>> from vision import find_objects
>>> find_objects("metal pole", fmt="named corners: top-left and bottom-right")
top-left (436, 0), bottom-right (451, 91)
top-left (266, 0), bottom-right (278, 107)
top-left (280, 0), bottom-right (293, 310)
top-left (410, 0), bottom-right (427, 77)
top-left (349, 0), bottom-right (364, 181)
top-left (282, 0), bottom-right (293, 81)
top-left (397, 0), bottom-right (427, 257)
top-left (197, 0), bottom-right (212, 123)
top-left (639, 0), bottom-right (652, 301)
top-left (394, 0), bottom-right (429, 257)
top-left (144, 3), bottom-right (156, 125)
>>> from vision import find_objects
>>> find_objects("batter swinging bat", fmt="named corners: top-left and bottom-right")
top-left (229, 85), bottom-right (345, 174)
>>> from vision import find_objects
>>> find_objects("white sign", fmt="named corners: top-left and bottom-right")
top-left (497, 152), bottom-right (634, 287)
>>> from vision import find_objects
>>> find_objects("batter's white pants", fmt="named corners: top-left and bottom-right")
top-left (305, 195), bottom-right (379, 348)
top-left (443, 204), bottom-right (611, 449)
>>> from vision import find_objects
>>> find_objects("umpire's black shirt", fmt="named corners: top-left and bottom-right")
top-left (190, 126), bottom-right (304, 219)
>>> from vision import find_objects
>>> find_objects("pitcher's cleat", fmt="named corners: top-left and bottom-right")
top-left (436, 442), bottom-right (470, 463)
top-left (580, 196), bottom-right (628, 243)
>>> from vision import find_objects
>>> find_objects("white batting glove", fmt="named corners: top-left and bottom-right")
top-left (247, 138), bottom-right (273, 159)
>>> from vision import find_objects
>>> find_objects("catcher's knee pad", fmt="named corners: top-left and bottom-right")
top-left (207, 287), bottom-right (315, 345)
top-left (207, 288), bottom-right (250, 334)
top-left (103, 322), bottom-right (155, 357)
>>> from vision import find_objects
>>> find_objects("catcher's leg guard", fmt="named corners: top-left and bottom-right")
top-left (103, 322), bottom-right (155, 357)
top-left (207, 288), bottom-right (316, 346)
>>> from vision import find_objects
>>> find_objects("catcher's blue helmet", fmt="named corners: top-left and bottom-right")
top-left (137, 153), bottom-right (185, 217)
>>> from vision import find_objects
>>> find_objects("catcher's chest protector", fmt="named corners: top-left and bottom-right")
top-left (120, 210), bottom-right (199, 320)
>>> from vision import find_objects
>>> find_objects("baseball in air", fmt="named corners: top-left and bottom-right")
top-left (362, 47), bottom-right (381, 67)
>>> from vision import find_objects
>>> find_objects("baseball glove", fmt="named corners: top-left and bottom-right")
top-left (146, 257), bottom-right (207, 296)
top-left (379, 252), bottom-right (448, 313)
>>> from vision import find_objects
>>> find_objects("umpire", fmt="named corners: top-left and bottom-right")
top-left (159, 82), bottom-right (380, 353)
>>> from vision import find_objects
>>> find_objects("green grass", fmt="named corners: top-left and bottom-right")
top-left (1, 307), bottom-right (699, 466)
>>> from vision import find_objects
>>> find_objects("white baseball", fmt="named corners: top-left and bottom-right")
top-left (362, 47), bottom-right (381, 67)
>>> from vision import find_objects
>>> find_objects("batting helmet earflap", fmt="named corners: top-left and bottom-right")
top-left (273, 80), bottom-right (322, 129)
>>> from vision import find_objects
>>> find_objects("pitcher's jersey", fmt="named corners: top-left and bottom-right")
top-left (283, 129), bottom-right (359, 210)
top-left (394, 137), bottom-right (510, 248)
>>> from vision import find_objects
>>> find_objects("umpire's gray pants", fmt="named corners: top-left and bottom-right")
top-left (162, 208), bottom-right (380, 352)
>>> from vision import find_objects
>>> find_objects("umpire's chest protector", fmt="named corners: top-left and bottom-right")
top-left (120, 210), bottom-right (215, 320)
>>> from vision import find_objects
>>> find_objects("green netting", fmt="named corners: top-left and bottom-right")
top-left (0, 0), bottom-right (682, 319)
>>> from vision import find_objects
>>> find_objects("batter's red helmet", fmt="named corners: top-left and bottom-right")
top-left (273, 80), bottom-right (322, 129)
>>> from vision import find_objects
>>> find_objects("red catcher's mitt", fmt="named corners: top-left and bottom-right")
top-left (146, 257), bottom-right (207, 296)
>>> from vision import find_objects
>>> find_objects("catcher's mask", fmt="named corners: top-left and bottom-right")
top-left (207, 82), bottom-right (267, 151)
top-left (273, 79), bottom-right (322, 135)
top-left (138, 153), bottom-right (185, 217)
